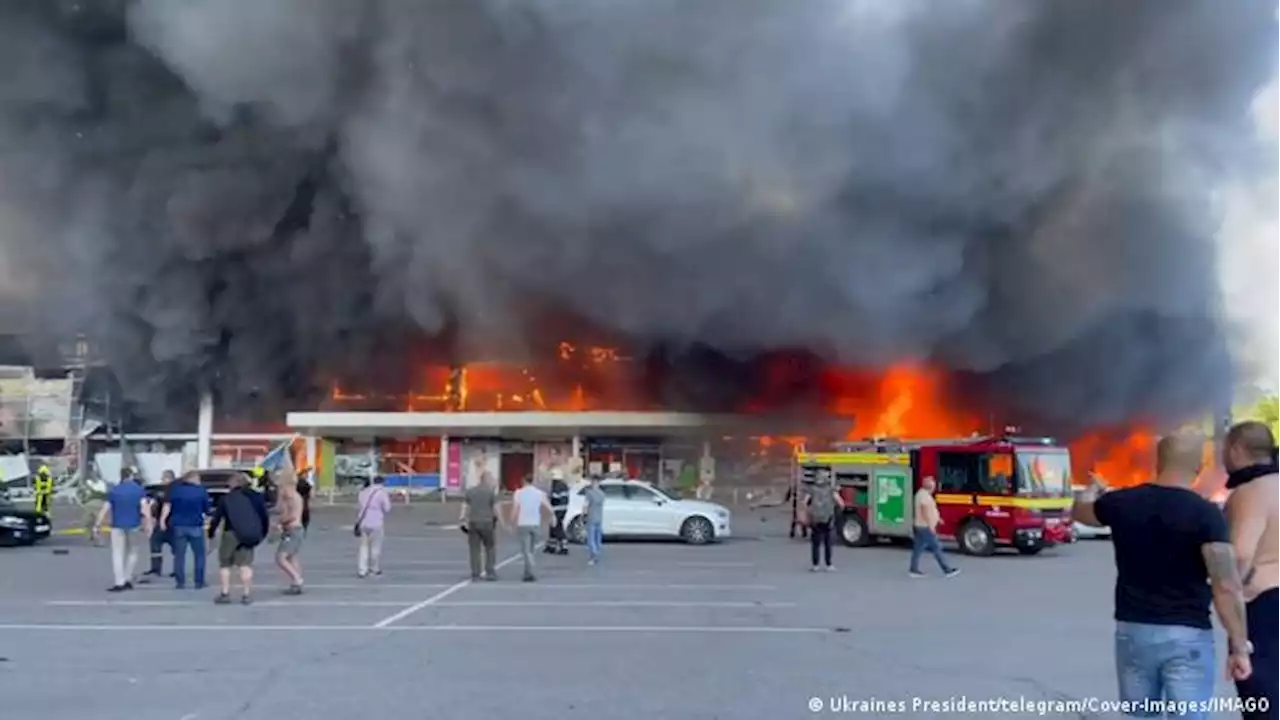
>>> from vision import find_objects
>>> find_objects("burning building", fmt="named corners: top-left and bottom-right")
top-left (0, 1), bottom-right (1274, 491)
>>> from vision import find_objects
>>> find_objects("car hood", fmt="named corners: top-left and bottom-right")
top-left (671, 500), bottom-right (729, 516)
top-left (0, 506), bottom-right (46, 520)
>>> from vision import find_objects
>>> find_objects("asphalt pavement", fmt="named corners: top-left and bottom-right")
top-left (0, 507), bottom-right (1247, 720)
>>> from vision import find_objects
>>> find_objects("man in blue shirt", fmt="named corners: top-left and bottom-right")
top-left (95, 473), bottom-right (148, 592)
top-left (161, 471), bottom-right (212, 590)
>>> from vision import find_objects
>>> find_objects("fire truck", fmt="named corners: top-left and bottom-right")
top-left (793, 434), bottom-right (1075, 555)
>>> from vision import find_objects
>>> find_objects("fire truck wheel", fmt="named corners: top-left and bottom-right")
top-left (838, 513), bottom-right (870, 547)
top-left (957, 520), bottom-right (996, 556)
top-left (567, 517), bottom-right (587, 545)
top-left (680, 516), bottom-right (715, 545)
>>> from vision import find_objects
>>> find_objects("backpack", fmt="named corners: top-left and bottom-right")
top-left (223, 490), bottom-right (265, 547)
top-left (808, 485), bottom-right (836, 524)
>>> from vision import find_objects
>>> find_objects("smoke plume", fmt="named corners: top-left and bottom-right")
top-left (0, 0), bottom-right (1275, 429)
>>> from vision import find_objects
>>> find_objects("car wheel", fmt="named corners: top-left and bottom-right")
top-left (957, 520), bottom-right (996, 556)
top-left (567, 516), bottom-right (587, 545)
top-left (680, 516), bottom-right (715, 545)
top-left (839, 512), bottom-right (871, 547)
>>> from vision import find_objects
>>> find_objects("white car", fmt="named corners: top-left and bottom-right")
top-left (1069, 488), bottom-right (1112, 541)
top-left (563, 479), bottom-right (731, 545)
top-left (1071, 521), bottom-right (1112, 541)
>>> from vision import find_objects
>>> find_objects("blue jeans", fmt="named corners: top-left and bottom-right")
top-left (1114, 621), bottom-right (1215, 719)
top-left (170, 526), bottom-right (207, 588)
top-left (586, 520), bottom-right (603, 561)
top-left (909, 527), bottom-right (952, 573)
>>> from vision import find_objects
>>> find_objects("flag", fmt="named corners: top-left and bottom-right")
top-left (260, 435), bottom-right (299, 488)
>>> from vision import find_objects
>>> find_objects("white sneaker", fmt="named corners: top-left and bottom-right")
top-left (823, 565), bottom-right (835, 572)
top-left (908, 571), bottom-right (925, 579)
top-left (809, 566), bottom-right (820, 572)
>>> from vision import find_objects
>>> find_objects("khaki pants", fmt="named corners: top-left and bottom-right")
top-left (109, 528), bottom-right (142, 587)
top-left (357, 526), bottom-right (384, 575)
top-left (467, 522), bottom-right (497, 578)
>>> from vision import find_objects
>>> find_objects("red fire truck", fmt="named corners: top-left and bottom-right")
top-left (793, 434), bottom-right (1075, 555)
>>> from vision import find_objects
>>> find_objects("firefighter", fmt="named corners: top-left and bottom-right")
top-left (545, 468), bottom-right (571, 555)
top-left (33, 465), bottom-right (55, 517)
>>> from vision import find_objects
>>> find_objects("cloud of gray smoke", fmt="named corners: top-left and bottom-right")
top-left (0, 0), bottom-right (1274, 428)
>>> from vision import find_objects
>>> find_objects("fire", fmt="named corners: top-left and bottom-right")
top-left (329, 341), bottom-right (630, 412)
top-left (329, 349), bottom-right (1200, 490)
top-left (830, 365), bottom-right (983, 439)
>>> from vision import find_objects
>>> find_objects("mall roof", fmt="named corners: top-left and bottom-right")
top-left (285, 411), bottom-right (850, 440)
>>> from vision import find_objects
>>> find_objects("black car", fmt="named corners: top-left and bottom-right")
top-left (189, 468), bottom-right (278, 507)
top-left (0, 501), bottom-right (52, 546)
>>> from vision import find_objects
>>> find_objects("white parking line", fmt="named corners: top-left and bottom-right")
top-left (0, 624), bottom-right (832, 634)
top-left (432, 601), bottom-right (795, 608)
top-left (465, 583), bottom-right (777, 591)
top-left (369, 548), bottom-right (530, 628)
top-left (672, 561), bottom-right (756, 568)
top-left (45, 600), bottom-right (410, 607)
top-left (294, 560), bottom-right (469, 567)
top-left (125, 583), bottom-right (456, 591)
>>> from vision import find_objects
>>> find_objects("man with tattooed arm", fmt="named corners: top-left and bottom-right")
top-left (1074, 430), bottom-right (1251, 720)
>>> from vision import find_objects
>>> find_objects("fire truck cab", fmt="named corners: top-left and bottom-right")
top-left (794, 435), bottom-right (1074, 556)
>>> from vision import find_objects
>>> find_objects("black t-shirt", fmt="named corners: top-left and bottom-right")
top-left (1095, 484), bottom-right (1228, 630)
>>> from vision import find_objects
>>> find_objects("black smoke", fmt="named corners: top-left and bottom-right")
top-left (0, 0), bottom-right (1274, 430)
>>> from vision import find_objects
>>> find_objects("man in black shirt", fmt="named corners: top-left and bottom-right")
top-left (142, 470), bottom-right (175, 580)
top-left (1073, 430), bottom-right (1251, 718)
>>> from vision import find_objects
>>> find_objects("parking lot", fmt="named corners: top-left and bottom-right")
top-left (0, 506), bottom-right (1245, 720)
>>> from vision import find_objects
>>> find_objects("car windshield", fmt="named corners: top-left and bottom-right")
top-left (1016, 451), bottom-right (1072, 497)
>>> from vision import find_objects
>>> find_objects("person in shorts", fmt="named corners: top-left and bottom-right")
top-left (207, 474), bottom-right (269, 605)
top-left (273, 476), bottom-right (306, 595)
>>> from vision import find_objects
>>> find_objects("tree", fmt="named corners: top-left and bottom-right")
top-left (1233, 394), bottom-right (1279, 439)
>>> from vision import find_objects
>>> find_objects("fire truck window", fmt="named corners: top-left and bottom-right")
top-left (982, 453), bottom-right (1013, 494)
top-left (936, 453), bottom-right (975, 493)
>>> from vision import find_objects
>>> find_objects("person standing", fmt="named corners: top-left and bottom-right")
top-left (1222, 421), bottom-right (1278, 720)
top-left (546, 469), bottom-right (571, 556)
top-left (909, 476), bottom-right (960, 578)
top-left (508, 474), bottom-right (554, 582)
top-left (32, 465), bottom-right (55, 518)
top-left (582, 474), bottom-right (606, 566)
top-left (273, 476), bottom-right (306, 595)
top-left (94, 472), bottom-right (148, 592)
top-left (1073, 430), bottom-right (1251, 719)
top-left (460, 471), bottom-right (500, 580)
top-left (143, 470), bottom-right (175, 581)
top-left (355, 476), bottom-right (392, 579)
top-left (804, 472), bottom-right (844, 572)
top-left (207, 474), bottom-right (269, 605)
top-left (161, 471), bottom-right (211, 590)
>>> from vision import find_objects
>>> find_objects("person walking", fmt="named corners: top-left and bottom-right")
top-left (355, 476), bottom-right (392, 579)
top-left (94, 472), bottom-right (149, 592)
top-left (142, 470), bottom-right (175, 581)
top-left (273, 476), bottom-right (307, 595)
top-left (1222, 421), bottom-right (1278, 720)
top-left (804, 471), bottom-right (844, 572)
top-left (545, 468), bottom-right (571, 556)
top-left (460, 471), bottom-right (500, 580)
top-left (161, 471), bottom-right (211, 590)
top-left (207, 474), bottom-right (269, 605)
top-left (582, 474), bottom-right (606, 565)
top-left (909, 476), bottom-right (960, 579)
top-left (508, 474), bottom-right (554, 582)
top-left (1073, 430), bottom-right (1251, 720)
